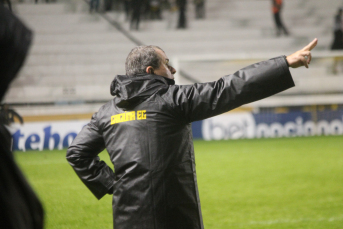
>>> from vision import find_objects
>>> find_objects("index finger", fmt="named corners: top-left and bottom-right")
top-left (302, 38), bottom-right (318, 51)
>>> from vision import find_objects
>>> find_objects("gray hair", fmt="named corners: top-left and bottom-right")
top-left (125, 45), bottom-right (163, 77)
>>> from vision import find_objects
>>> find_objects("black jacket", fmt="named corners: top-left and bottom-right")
top-left (66, 56), bottom-right (294, 229)
top-left (0, 5), bottom-right (44, 229)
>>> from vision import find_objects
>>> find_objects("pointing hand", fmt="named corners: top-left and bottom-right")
top-left (286, 38), bottom-right (318, 68)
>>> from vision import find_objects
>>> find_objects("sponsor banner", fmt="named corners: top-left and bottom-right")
top-left (196, 110), bottom-right (343, 140)
top-left (11, 120), bottom-right (88, 151)
top-left (202, 112), bottom-right (256, 140)
top-left (10, 109), bottom-right (343, 151)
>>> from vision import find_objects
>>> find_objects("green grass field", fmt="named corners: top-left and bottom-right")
top-left (14, 135), bottom-right (343, 229)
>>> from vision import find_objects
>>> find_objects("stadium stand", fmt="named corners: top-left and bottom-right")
top-left (3, 0), bottom-right (343, 117)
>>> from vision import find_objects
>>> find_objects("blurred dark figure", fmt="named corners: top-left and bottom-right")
top-left (331, 8), bottom-right (343, 50)
top-left (166, 0), bottom-right (178, 29)
top-left (124, 0), bottom-right (131, 21)
top-left (142, 0), bottom-right (151, 20)
top-left (0, 104), bottom-right (24, 126)
top-left (104, 0), bottom-right (113, 11)
top-left (331, 8), bottom-right (343, 74)
top-left (150, 0), bottom-right (162, 20)
top-left (130, 0), bottom-right (142, 30)
top-left (0, 5), bottom-right (44, 229)
top-left (90, 0), bottom-right (100, 12)
top-left (35, 0), bottom-right (50, 3)
top-left (272, 0), bottom-right (289, 36)
top-left (0, 0), bottom-right (11, 11)
top-left (194, 0), bottom-right (204, 19)
top-left (177, 0), bottom-right (187, 29)
top-left (0, 103), bottom-right (24, 151)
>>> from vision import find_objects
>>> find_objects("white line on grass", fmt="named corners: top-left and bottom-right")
top-left (243, 215), bottom-right (343, 226)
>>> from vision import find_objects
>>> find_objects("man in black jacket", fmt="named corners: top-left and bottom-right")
top-left (67, 39), bottom-right (317, 229)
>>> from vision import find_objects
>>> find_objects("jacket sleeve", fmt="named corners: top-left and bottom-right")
top-left (66, 112), bottom-right (115, 200)
top-left (168, 56), bottom-right (294, 123)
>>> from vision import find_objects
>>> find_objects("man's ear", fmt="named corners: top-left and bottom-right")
top-left (146, 66), bottom-right (154, 74)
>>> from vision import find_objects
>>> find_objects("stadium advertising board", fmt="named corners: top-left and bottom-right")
top-left (197, 110), bottom-right (343, 140)
top-left (11, 109), bottom-right (343, 151)
top-left (11, 120), bottom-right (88, 151)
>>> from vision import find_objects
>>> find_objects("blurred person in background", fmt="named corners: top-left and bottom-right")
top-left (0, 0), bottom-right (11, 11)
top-left (331, 8), bottom-right (343, 74)
top-left (130, 0), bottom-right (142, 30)
top-left (177, 0), bottom-right (187, 28)
top-left (0, 103), bottom-right (24, 127)
top-left (124, 0), bottom-right (131, 21)
top-left (67, 36), bottom-right (318, 228)
top-left (272, 0), bottom-right (289, 36)
top-left (35, 0), bottom-right (50, 3)
top-left (142, 0), bottom-right (151, 19)
top-left (0, 5), bottom-right (44, 229)
top-left (194, 0), bottom-right (204, 19)
top-left (166, 0), bottom-right (178, 29)
top-left (90, 0), bottom-right (100, 13)
top-left (0, 103), bottom-right (24, 150)
top-left (150, 0), bottom-right (162, 20)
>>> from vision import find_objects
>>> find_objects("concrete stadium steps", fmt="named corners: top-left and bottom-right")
top-left (13, 2), bottom-right (71, 15)
top-left (287, 76), bottom-right (343, 95)
top-left (233, 0), bottom-right (302, 10)
top-left (6, 84), bottom-right (113, 103)
top-left (290, 27), bottom-right (327, 38)
top-left (5, 1), bottom-right (135, 105)
top-left (129, 28), bottom-right (263, 43)
top-left (187, 19), bottom-right (239, 30)
top-left (111, 16), bottom-right (239, 31)
top-left (32, 32), bottom-right (132, 45)
top-left (16, 64), bottom-right (123, 81)
top-left (316, 35), bottom-right (335, 49)
top-left (146, 37), bottom-right (297, 57)
top-left (28, 42), bottom-right (134, 54)
top-left (292, 74), bottom-right (343, 94)
top-left (228, 8), bottom-right (309, 20)
top-left (24, 22), bottom-right (116, 34)
top-left (17, 14), bottom-right (100, 25)
top-left (24, 53), bottom-right (126, 66)
top-left (308, 0), bottom-right (342, 9)
top-left (12, 73), bottom-right (116, 86)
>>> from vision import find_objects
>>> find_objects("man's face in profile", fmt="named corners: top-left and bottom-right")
top-left (152, 49), bottom-right (176, 80)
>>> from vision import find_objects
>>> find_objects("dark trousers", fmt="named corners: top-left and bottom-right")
top-left (195, 3), bottom-right (204, 19)
top-left (90, 0), bottom-right (100, 12)
top-left (130, 1), bottom-right (142, 30)
top-left (124, 1), bottom-right (130, 20)
top-left (331, 30), bottom-right (343, 50)
top-left (177, 6), bottom-right (186, 28)
top-left (131, 9), bottom-right (141, 30)
top-left (273, 12), bottom-right (288, 36)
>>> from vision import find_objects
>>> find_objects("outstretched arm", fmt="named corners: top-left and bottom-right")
top-left (168, 39), bottom-right (318, 123)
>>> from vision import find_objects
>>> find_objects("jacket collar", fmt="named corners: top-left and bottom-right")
top-left (110, 74), bottom-right (175, 108)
